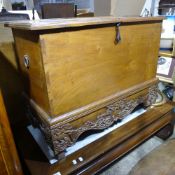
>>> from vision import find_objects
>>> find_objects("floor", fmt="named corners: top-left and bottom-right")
top-left (99, 128), bottom-right (175, 175)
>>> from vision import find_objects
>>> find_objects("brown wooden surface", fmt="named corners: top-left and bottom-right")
top-left (66, 85), bottom-right (150, 125)
top-left (156, 123), bottom-right (174, 140)
top-left (77, 12), bottom-right (94, 17)
top-left (12, 20), bottom-right (162, 118)
top-left (40, 22), bottom-right (162, 116)
top-left (12, 30), bottom-right (50, 115)
top-left (41, 3), bottom-right (75, 19)
top-left (78, 108), bottom-right (175, 175)
top-left (0, 90), bottom-right (23, 175)
top-left (10, 17), bottom-right (163, 155)
top-left (26, 81), bottom-right (158, 155)
top-left (21, 103), bottom-right (175, 175)
top-left (50, 103), bottom-right (174, 175)
top-left (5, 17), bottom-right (164, 30)
top-left (28, 79), bottom-right (158, 125)
top-left (0, 24), bottom-right (25, 126)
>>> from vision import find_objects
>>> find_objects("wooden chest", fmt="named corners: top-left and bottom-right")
top-left (6, 17), bottom-right (163, 156)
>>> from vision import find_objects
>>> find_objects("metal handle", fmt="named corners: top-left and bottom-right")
top-left (24, 55), bottom-right (30, 69)
top-left (115, 23), bottom-right (121, 44)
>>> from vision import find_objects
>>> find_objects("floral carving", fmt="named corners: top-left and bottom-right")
top-left (48, 113), bottom-right (115, 154)
top-left (37, 85), bottom-right (158, 155)
top-left (107, 99), bottom-right (139, 120)
top-left (144, 85), bottom-right (158, 107)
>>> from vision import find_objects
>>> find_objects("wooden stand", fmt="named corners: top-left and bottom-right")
top-left (17, 103), bottom-right (175, 175)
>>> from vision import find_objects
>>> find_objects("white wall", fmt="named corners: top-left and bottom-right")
top-left (1, 0), bottom-right (12, 10)
top-left (89, 0), bottom-right (94, 12)
top-left (0, 0), bottom-right (3, 10)
top-left (141, 0), bottom-right (152, 16)
top-left (111, 0), bottom-right (146, 17)
top-left (154, 0), bottom-right (160, 16)
top-left (75, 0), bottom-right (90, 9)
top-left (91, 0), bottom-right (147, 17)
top-left (75, 0), bottom-right (94, 11)
top-left (94, 0), bottom-right (111, 16)
top-left (140, 0), bottom-right (160, 16)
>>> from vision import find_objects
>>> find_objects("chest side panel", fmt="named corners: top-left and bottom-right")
top-left (13, 30), bottom-right (50, 114)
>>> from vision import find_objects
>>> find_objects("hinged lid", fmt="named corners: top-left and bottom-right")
top-left (4, 16), bottom-right (164, 30)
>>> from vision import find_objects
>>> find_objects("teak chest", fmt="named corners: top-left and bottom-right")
top-left (6, 17), bottom-right (163, 156)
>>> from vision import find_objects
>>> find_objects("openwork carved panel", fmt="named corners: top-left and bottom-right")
top-left (145, 85), bottom-right (158, 106)
top-left (37, 85), bottom-right (158, 155)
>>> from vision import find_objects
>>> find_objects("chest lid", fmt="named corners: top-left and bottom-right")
top-left (4, 16), bottom-right (164, 30)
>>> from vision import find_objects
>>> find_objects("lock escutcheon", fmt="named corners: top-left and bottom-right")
top-left (24, 55), bottom-right (30, 69)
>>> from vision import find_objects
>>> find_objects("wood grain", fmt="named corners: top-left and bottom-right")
top-left (40, 22), bottom-right (162, 116)
top-left (77, 109), bottom-right (174, 175)
top-left (10, 17), bottom-right (163, 155)
top-left (0, 24), bottom-right (26, 126)
top-left (11, 18), bottom-right (163, 118)
top-left (0, 90), bottom-right (23, 175)
top-left (26, 78), bottom-right (158, 126)
top-left (50, 103), bottom-right (175, 175)
top-left (5, 16), bottom-right (164, 30)
top-left (22, 103), bottom-right (175, 175)
top-left (12, 30), bottom-right (50, 114)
